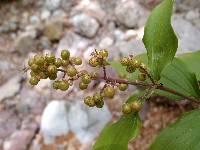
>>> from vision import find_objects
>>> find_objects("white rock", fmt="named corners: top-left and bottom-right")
top-left (99, 37), bottom-right (114, 49)
top-left (0, 76), bottom-right (21, 101)
top-left (41, 100), bottom-right (69, 144)
top-left (45, 0), bottom-right (61, 11)
top-left (70, 13), bottom-right (100, 38)
top-left (40, 9), bottom-right (51, 20)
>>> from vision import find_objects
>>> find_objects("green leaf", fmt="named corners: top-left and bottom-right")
top-left (156, 58), bottom-right (200, 100)
top-left (150, 108), bottom-right (200, 150)
top-left (92, 95), bottom-right (141, 150)
top-left (179, 50), bottom-right (200, 80)
top-left (143, 0), bottom-right (178, 80)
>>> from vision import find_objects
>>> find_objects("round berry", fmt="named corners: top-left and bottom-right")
top-left (79, 82), bottom-right (88, 90)
top-left (52, 81), bottom-right (60, 89)
top-left (74, 57), bottom-right (82, 65)
top-left (28, 58), bottom-right (35, 67)
top-left (58, 81), bottom-right (69, 91)
top-left (122, 103), bottom-right (132, 114)
top-left (138, 73), bottom-right (146, 81)
top-left (118, 83), bottom-right (128, 91)
top-left (103, 86), bottom-right (115, 99)
top-left (61, 50), bottom-right (70, 60)
top-left (84, 96), bottom-right (95, 107)
top-left (30, 71), bottom-right (37, 77)
top-left (30, 64), bottom-right (39, 72)
top-left (45, 54), bottom-right (56, 64)
top-left (82, 74), bottom-right (91, 84)
top-left (90, 71), bottom-right (99, 79)
top-left (66, 65), bottom-right (77, 77)
top-left (62, 59), bottom-right (70, 66)
top-left (34, 55), bottom-right (45, 65)
top-left (96, 100), bottom-right (104, 108)
top-left (48, 73), bottom-right (57, 80)
top-left (89, 57), bottom-right (99, 67)
top-left (55, 58), bottom-right (62, 68)
top-left (48, 65), bottom-right (57, 74)
top-left (99, 49), bottom-right (108, 58)
top-left (126, 66), bottom-right (136, 73)
top-left (39, 72), bottom-right (48, 79)
top-left (93, 93), bottom-right (103, 103)
top-left (120, 57), bottom-right (130, 66)
top-left (29, 76), bottom-right (39, 85)
top-left (131, 101), bottom-right (141, 111)
top-left (131, 59), bottom-right (140, 68)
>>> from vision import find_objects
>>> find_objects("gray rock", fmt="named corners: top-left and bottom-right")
top-left (14, 32), bottom-right (37, 54)
top-left (172, 17), bottom-right (200, 53)
top-left (67, 100), bottom-right (112, 144)
top-left (43, 19), bottom-right (63, 41)
top-left (175, 0), bottom-right (200, 12)
top-left (0, 76), bottom-right (22, 101)
top-left (70, 13), bottom-right (100, 38)
top-left (115, 1), bottom-right (144, 28)
top-left (41, 100), bottom-right (69, 144)
top-left (44, 0), bottom-right (61, 11)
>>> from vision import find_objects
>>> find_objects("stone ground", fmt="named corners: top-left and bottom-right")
top-left (0, 0), bottom-right (200, 150)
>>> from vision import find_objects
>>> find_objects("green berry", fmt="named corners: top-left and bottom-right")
top-left (29, 76), bottom-right (39, 85)
top-left (66, 65), bottom-right (77, 77)
top-left (131, 101), bottom-right (141, 111)
top-left (126, 66), bottom-right (136, 73)
top-left (89, 57), bottom-right (99, 67)
top-left (45, 54), bottom-right (56, 63)
top-left (122, 103), bottom-right (132, 114)
top-left (55, 58), bottom-right (62, 67)
top-left (30, 64), bottom-right (39, 72)
top-left (62, 59), bottom-right (70, 66)
top-left (103, 86), bottom-right (115, 98)
top-left (90, 71), bottom-right (99, 79)
top-left (34, 55), bottom-right (45, 65)
top-left (28, 58), bottom-right (35, 67)
top-left (118, 83), bottom-right (128, 91)
top-left (130, 59), bottom-right (140, 68)
top-left (82, 74), bottom-right (91, 84)
top-left (99, 49), bottom-right (108, 58)
top-left (39, 72), bottom-right (48, 79)
top-left (58, 81), bottom-right (69, 91)
top-left (48, 65), bottom-right (57, 74)
top-left (138, 73), bottom-right (146, 81)
top-left (84, 96), bottom-right (95, 107)
top-left (52, 81), bottom-right (60, 89)
top-left (79, 82), bottom-right (88, 90)
top-left (30, 71), bottom-right (37, 77)
top-left (93, 93), bottom-right (103, 103)
top-left (48, 73), bottom-right (57, 80)
top-left (120, 57), bottom-right (130, 66)
top-left (96, 100), bottom-right (104, 108)
top-left (61, 50), bottom-right (70, 60)
top-left (74, 57), bottom-right (82, 65)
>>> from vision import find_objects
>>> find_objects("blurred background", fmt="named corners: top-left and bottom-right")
top-left (0, 0), bottom-right (200, 150)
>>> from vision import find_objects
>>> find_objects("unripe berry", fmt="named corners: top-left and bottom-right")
top-left (66, 65), bottom-right (77, 77)
top-left (52, 81), bottom-right (60, 89)
top-left (82, 74), bottom-right (91, 84)
top-left (131, 59), bottom-right (140, 68)
top-left (55, 58), bottom-right (62, 67)
top-left (118, 83), bottom-right (128, 91)
top-left (122, 103), bottom-right (132, 114)
top-left (138, 73), bottom-right (146, 81)
top-left (89, 57), bottom-right (99, 67)
top-left (90, 71), bottom-right (99, 79)
top-left (79, 82), bottom-right (88, 90)
top-left (28, 58), bottom-right (35, 67)
top-left (103, 86), bottom-right (115, 98)
top-left (39, 72), bottom-right (48, 79)
top-left (61, 50), bottom-right (70, 60)
top-left (93, 93), bottom-right (103, 103)
top-left (131, 101), bottom-right (142, 111)
top-left (58, 80), bottom-right (69, 91)
top-left (96, 100), bottom-right (104, 108)
top-left (84, 96), bottom-right (95, 107)
top-left (48, 73), bottom-right (57, 80)
top-left (30, 71), bottom-right (37, 77)
top-left (29, 76), bottom-right (39, 85)
top-left (62, 59), bottom-right (70, 66)
top-left (99, 49), bottom-right (108, 58)
top-left (34, 55), bottom-right (45, 65)
top-left (126, 66), bottom-right (136, 73)
top-left (120, 57), bottom-right (130, 66)
top-left (74, 57), bottom-right (82, 65)
top-left (45, 54), bottom-right (56, 63)
top-left (31, 64), bottom-right (39, 72)
top-left (48, 65), bottom-right (57, 74)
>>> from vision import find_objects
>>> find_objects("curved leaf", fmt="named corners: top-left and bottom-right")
top-left (150, 109), bottom-right (200, 150)
top-left (143, 0), bottom-right (178, 80)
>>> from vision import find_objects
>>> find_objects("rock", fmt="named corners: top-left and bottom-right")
top-left (40, 9), bottom-right (51, 21)
top-left (99, 36), bottom-right (114, 49)
top-left (14, 32), bottom-right (37, 54)
top-left (172, 17), bottom-right (200, 53)
top-left (115, 1), bottom-right (144, 28)
top-left (0, 17), bottom-right (19, 33)
top-left (70, 13), bottom-right (100, 38)
top-left (175, 0), bottom-right (200, 12)
top-left (67, 100), bottom-right (112, 144)
top-left (44, 0), bottom-right (61, 11)
top-left (41, 100), bottom-right (69, 144)
top-left (38, 37), bottom-right (51, 50)
top-left (185, 9), bottom-right (200, 29)
top-left (0, 75), bottom-right (22, 101)
top-left (43, 19), bottom-right (63, 41)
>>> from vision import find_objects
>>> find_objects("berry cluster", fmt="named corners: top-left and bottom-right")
top-left (120, 56), bottom-right (147, 81)
top-left (27, 49), bottom-right (148, 114)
